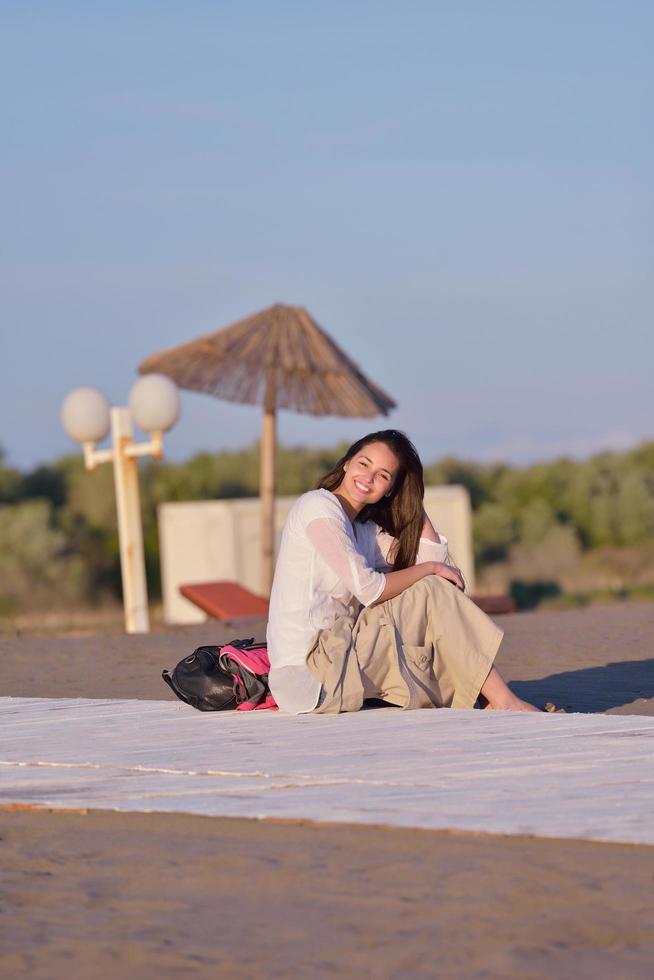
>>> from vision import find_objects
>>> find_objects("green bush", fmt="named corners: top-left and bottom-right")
top-left (0, 500), bottom-right (88, 610)
top-left (473, 503), bottom-right (516, 563)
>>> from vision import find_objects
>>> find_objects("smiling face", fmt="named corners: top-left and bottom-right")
top-left (337, 440), bottom-right (401, 517)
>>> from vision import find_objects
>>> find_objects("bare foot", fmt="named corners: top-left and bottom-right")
top-left (479, 667), bottom-right (541, 712)
top-left (484, 693), bottom-right (540, 713)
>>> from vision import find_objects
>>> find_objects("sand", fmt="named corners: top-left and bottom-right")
top-left (2, 810), bottom-right (654, 979)
top-left (2, 600), bottom-right (654, 977)
top-left (3, 600), bottom-right (653, 714)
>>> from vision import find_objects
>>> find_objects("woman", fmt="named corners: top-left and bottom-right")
top-left (266, 429), bottom-right (538, 715)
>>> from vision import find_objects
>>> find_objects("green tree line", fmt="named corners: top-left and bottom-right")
top-left (425, 442), bottom-right (654, 562)
top-left (1, 441), bottom-right (653, 613)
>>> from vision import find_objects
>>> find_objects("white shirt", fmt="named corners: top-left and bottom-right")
top-left (266, 489), bottom-right (449, 714)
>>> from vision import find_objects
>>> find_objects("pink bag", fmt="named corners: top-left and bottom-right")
top-left (218, 642), bottom-right (278, 711)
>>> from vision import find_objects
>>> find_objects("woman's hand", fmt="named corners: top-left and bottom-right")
top-left (430, 561), bottom-right (465, 591)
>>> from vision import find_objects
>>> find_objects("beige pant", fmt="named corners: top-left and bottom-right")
top-left (306, 576), bottom-right (503, 714)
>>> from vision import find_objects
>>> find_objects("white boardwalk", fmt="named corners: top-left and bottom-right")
top-left (2, 696), bottom-right (653, 845)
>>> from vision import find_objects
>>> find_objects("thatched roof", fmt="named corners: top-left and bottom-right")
top-left (138, 304), bottom-right (397, 418)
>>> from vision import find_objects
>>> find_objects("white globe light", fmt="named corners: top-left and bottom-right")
top-left (61, 387), bottom-right (111, 444)
top-left (128, 374), bottom-right (180, 433)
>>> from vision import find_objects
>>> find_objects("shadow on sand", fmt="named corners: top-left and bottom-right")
top-left (510, 658), bottom-right (654, 713)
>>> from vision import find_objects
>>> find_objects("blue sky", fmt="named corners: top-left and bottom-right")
top-left (1, 1), bottom-right (652, 470)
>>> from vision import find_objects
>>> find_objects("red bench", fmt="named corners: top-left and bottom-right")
top-left (180, 581), bottom-right (270, 621)
top-left (470, 594), bottom-right (516, 615)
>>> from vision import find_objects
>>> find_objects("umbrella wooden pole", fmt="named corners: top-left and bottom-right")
top-left (261, 406), bottom-right (276, 596)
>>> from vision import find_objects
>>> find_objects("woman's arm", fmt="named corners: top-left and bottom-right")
top-left (374, 560), bottom-right (464, 603)
top-left (374, 515), bottom-right (445, 570)
top-left (420, 510), bottom-right (441, 544)
top-left (305, 517), bottom-right (386, 606)
top-left (416, 511), bottom-right (466, 591)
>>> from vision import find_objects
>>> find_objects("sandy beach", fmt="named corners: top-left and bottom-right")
top-left (2, 600), bottom-right (654, 977)
top-left (3, 810), bottom-right (654, 979)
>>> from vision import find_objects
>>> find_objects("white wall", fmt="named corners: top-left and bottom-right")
top-left (159, 485), bottom-right (474, 624)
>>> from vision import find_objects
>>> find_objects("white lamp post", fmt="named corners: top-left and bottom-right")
top-left (61, 375), bottom-right (180, 634)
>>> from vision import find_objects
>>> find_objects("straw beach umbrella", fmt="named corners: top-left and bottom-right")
top-left (138, 303), bottom-right (397, 594)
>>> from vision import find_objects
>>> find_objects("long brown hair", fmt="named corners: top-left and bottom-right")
top-left (317, 430), bottom-right (424, 570)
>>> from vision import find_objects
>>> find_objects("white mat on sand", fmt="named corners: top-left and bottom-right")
top-left (2, 697), bottom-right (654, 845)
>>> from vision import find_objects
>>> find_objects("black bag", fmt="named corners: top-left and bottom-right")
top-left (162, 638), bottom-right (273, 712)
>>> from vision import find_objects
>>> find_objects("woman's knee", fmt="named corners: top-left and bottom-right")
top-left (419, 575), bottom-right (470, 612)
top-left (389, 573), bottom-right (454, 611)
top-left (421, 574), bottom-right (455, 597)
